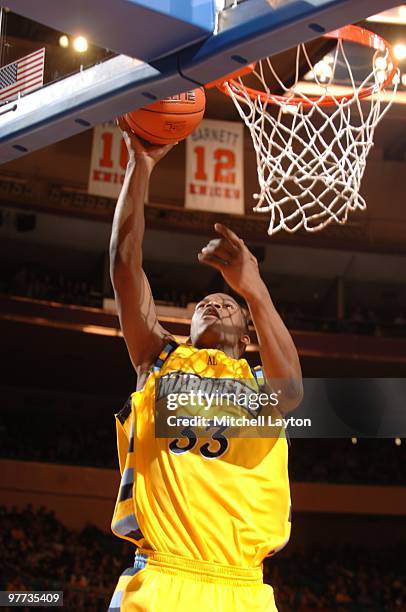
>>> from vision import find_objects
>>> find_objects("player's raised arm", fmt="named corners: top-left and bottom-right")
top-left (109, 119), bottom-right (175, 378)
top-left (198, 223), bottom-right (303, 413)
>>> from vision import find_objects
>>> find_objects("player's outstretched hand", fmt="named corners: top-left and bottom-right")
top-left (198, 223), bottom-right (261, 300)
top-left (117, 116), bottom-right (176, 166)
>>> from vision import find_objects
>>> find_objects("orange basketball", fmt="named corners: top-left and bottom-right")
top-left (124, 88), bottom-right (206, 145)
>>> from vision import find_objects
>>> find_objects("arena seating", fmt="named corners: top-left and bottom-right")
top-left (1, 506), bottom-right (404, 611)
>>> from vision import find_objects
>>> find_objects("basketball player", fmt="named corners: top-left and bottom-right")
top-left (108, 118), bottom-right (303, 611)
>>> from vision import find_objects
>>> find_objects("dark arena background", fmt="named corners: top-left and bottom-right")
top-left (1, 2), bottom-right (406, 611)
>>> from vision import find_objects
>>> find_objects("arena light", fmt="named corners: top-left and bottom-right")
top-left (393, 43), bottom-right (406, 62)
top-left (73, 36), bottom-right (88, 53)
top-left (313, 59), bottom-right (333, 83)
top-left (367, 6), bottom-right (406, 25)
top-left (375, 55), bottom-right (387, 71)
top-left (59, 34), bottom-right (69, 48)
top-left (282, 103), bottom-right (299, 115)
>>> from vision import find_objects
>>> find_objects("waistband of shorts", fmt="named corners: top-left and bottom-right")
top-left (136, 549), bottom-right (263, 586)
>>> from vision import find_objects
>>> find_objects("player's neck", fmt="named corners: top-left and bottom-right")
top-left (217, 343), bottom-right (241, 359)
top-left (192, 339), bottom-right (241, 360)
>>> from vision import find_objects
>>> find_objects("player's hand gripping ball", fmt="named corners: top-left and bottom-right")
top-left (117, 116), bottom-right (175, 167)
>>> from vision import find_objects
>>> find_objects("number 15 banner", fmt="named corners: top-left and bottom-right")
top-left (185, 118), bottom-right (244, 214)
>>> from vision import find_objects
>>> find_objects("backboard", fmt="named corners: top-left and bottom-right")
top-left (0, 0), bottom-right (402, 163)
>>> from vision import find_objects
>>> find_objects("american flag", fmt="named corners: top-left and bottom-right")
top-left (0, 48), bottom-right (45, 103)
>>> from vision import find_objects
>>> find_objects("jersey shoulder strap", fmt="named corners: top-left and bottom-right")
top-left (116, 395), bottom-right (132, 426)
top-left (251, 366), bottom-right (292, 447)
top-left (151, 339), bottom-right (179, 372)
top-left (251, 365), bottom-right (265, 387)
top-left (116, 341), bottom-right (178, 425)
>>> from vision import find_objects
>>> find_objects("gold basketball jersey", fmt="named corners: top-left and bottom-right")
top-left (111, 342), bottom-right (291, 567)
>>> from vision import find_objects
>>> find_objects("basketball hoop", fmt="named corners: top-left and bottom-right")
top-left (217, 25), bottom-right (399, 235)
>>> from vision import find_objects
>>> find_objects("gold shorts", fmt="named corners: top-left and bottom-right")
top-left (108, 549), bottom-right (277, 611)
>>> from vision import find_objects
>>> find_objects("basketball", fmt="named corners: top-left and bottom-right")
top-left (124, 88), bottom-right (206, 145)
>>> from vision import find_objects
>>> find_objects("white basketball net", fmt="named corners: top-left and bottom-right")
top-left (223, 35), bottom-right (399, 235)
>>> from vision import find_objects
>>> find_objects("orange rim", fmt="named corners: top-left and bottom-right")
top-left (218, 25), bottom-right (398, 107)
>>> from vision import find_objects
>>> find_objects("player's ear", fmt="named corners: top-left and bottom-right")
top-left (239, 333), bottom-right (250, 355)
top-left (240, 307), bottom-right (251, 351)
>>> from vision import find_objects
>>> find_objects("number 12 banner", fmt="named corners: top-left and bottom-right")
top-left (185, 118), bottom-right (244, 214)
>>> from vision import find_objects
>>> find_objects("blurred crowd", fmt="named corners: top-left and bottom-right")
top-left (2, 263), bottom-right (406, 337)
top-left (0, 400), bottom-right (404, 485)
top-left (279, 305), bottom-right (406, 337)
top-left (3, 266), bottom-right (103, 308)
top-left (290, 438), bottom-right (405, 486)
top-left (267, 546), bottom-right (405, 611)
top-left (0, 399), bottom-right (115, 469)
top-left (1, 505), bottom-right (404, 611)
top-left (0, 505), bottom-right (132, 611)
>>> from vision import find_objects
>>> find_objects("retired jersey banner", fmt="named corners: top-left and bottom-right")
top-left (88, 122), bottom-right (128, 199)
top-left (185, 118), bottom-right (244, 214)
